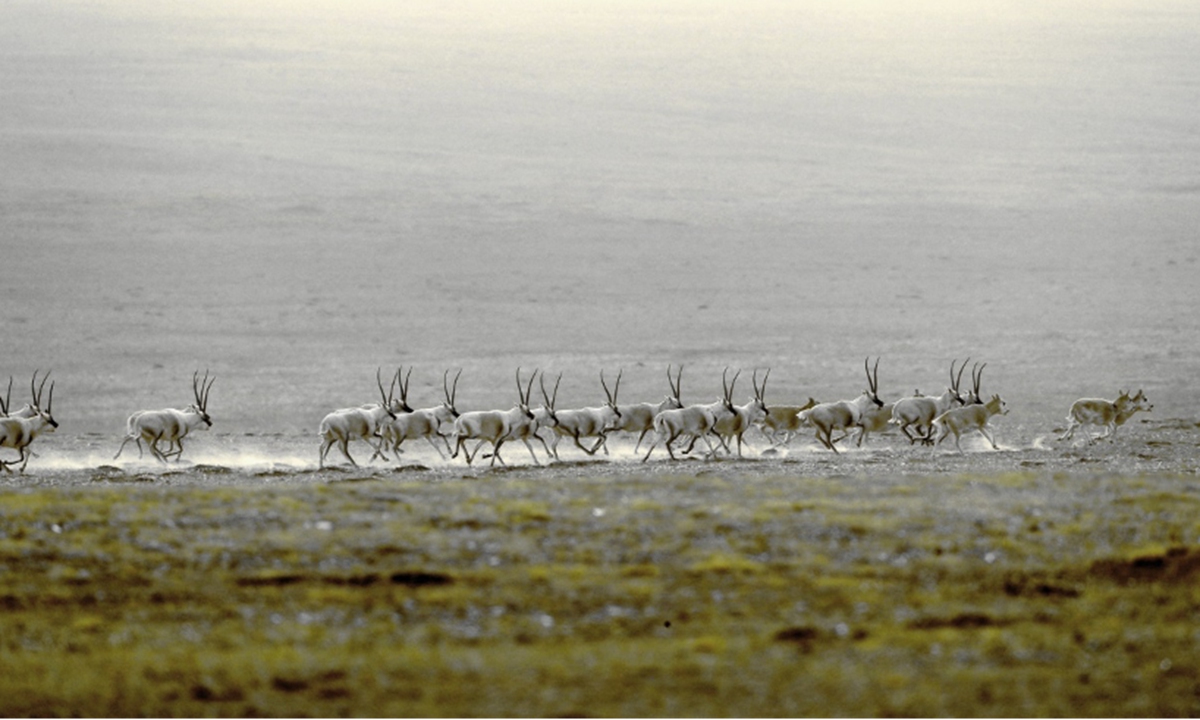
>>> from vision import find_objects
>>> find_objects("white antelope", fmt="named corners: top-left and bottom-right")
top-left (539, 370), bottom-right (623, 459)
top-left (708, 368), bottom-right (770, 457)
top-left (614, 365), bottom-right (684, 451)
top-left (1058, 389), bottom-right (1152, 444)
top-left (0, 372), bottom-right (58, 473)
top-left (114, 371), bottom-right (216, 464)
top-left (643, 368), bottom-right (737, 462)
top-left (317, 369), bottom-right (402, 468)
top-left (889, 359), bottom-right (969, 444)
top-left (932, 393), bottom-right (1008, 452)
top-left (374, 369), bottom-right (462, 462)
top-left (798, 358), bottom-right (883, 454)
top-left (854, 396), bottom-right (897, 447)
top-left (452, 368), bottom-right (543, 467)
top-left (757, 397), bottom-right (819, 447)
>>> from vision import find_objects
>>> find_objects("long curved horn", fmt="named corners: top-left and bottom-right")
top-left (0, 376), bottom-right (11, 415)
top-left (972, 362), bottom-right (987, 397)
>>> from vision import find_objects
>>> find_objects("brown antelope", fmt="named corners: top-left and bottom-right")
top-left (1058, 390), bottom-right (1152, 444)
top-left (452, 368), bottom-right (543, 466)
top-left (644, 368), bottom-right (737, 462)
top-left (374, 369), bottom-right (462, 462)
top-left (614, 365), bottom-right (684, 451)
top-left (757, 397), bottom-right (819, 447)
top-left (709, 368), bottom-right (771, 457)
top-left (798, 358), bottom-right (883, 454)
top-left (889, 359), bottom-right (969, 444)
top-left (932, 393), bottom-right (1008, 452)
top-left (540, 370), bottom-right (623, 459)
top-left (316, 369), bottom-right (400, 468)
top-left (114, 371), bottom-right (215, 464)
top-left (0, 372), bottom-right (58, 473)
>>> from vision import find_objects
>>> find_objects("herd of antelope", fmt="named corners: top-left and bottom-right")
top-left (0, 361), bottom-right (1155, 472)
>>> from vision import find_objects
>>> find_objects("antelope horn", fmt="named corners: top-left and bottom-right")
top-left (950, 358), bottom-right (968, 394)
top-left (46, 381), bottom-right (54, 413)
top-left (1, 376), bottom-right (11, 415)
top-left (972, 362), bottom-right (987, 395)
top-left (376, 367), bottom-right (391, 405)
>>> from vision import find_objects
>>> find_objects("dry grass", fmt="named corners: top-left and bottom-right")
top-left (2, 468), bottom-right (1199, 716)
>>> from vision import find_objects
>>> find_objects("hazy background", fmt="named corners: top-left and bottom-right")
top-left (2, 0), bottom-right (1198, 440)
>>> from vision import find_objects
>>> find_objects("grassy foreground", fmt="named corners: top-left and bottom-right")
top-left (2, 468), bottom-right (1199, 717)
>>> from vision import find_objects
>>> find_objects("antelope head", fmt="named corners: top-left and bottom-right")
top-left (30, 370), bottom-right (58, 430)
top-left (442, 369), bottom-right (462, 420)
top-left (749, 368), bottom-right (770, 420)
top-left (190, 370), bottom-right (215, 426)
top-left (863, 357), bottom-right (883, 408)
top-left (665, 364), bottom-right (684, 410)
top-left (720, 367), bottom-right (741, 415)
top-left (539, 371), bottom-right (562, 429)
top-left (600, 369), bottom-right (623, 425)
top-left (391, 366), bottom-right (415, 415)
top-left (515, 367), bottom-right (537, 421)
top-left (375, 368), bottom-right (398, 420)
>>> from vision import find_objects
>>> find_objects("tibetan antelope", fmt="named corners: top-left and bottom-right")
top-left (889, 359), bottom-right (969, 444)
top-left (1058, 390), bottom-right (1153, 444)
top-left (757, 397), bottom-right (819, 447)
top-left (114, 371), bottom-right (215, 464)
top-left (0, 372), bottom-right (58, 473)
top-left (799, 358), bottom-right (883, 454)
top-left (374, 369), bottom-right (462, 462)
top-left (932, 393), bottom-right (1008, 452)
top-left (643, 368), bottom-right (737, 462)
top-left (539, 370), bottom-right (623, 459)
top-left (452, 368), bottom-right (543, 466)
top-left (614, 365), bottom-right (684, 451)
top-left (709, 368), bottom-right (771, 457)
top-left (317, 368), bottom-right (400, 468)
top-left (855, 395), bottom-right (897, 447)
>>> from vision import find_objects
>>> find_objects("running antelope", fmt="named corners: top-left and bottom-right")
top-left (1058, 390), bottom-right (1152, 444)
top-left (0, 372), bottom-right (58, 473)
top-left (932, 393), bottom-right (1008, 452)
top-left (540, 370), bottom-right (623, 459)
top-left (643, 368), bottom-right (737, 462)
top-left (374, 369), bottom-right (462, 462)
top-left (889, 359), bottom-right (969, 444)
top-left (317, 369), bottom-right (399, 468)
top-left (115, 371), bottom-right (215, 463)
top-left (757, 397), bottom-right (819, 447)
top-left (709, 368), bottom-right (771, 457)
top-left (799, 358), bottom-right (883, 454)
top-left (452, 368), bottom-right (543, 466)
top-left (614, 365), bottom-right (684, 451)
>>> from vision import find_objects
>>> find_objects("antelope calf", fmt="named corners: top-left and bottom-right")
top-left (757, 397), bottom-right (819, 447)
top-left (932, 394), bottom-right (1008, 453)
top-left (1058, 390), bottom-right (1152, 444)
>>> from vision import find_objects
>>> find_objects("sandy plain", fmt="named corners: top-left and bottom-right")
top-left (3, 0), bottom-right (1200, 716)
